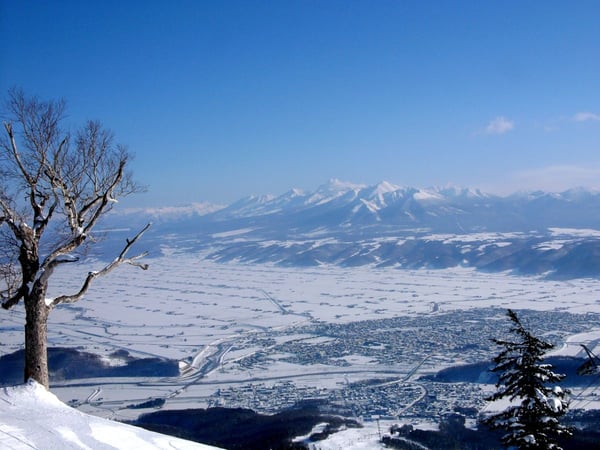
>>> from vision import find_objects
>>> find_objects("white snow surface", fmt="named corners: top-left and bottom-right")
top-left (0, 380), bottom-right (221, 450)
top-left (306, 426), bottom-right (385, 450)
top-left (4, 255), bottom-right (600, 448)
top-left (304, 421), bottom-right (388, 450)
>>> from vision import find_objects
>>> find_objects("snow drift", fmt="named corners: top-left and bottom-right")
top-left (0, 380), bottom-right (220, 450)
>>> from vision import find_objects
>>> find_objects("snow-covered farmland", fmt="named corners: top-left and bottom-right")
top-left (4, 254), bottom-right (600, 355)
top-left (2, 254), bottom-right (600, 424)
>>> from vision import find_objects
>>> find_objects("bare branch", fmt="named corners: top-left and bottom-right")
top-left (0, 197), bottom-right (21, 239)
top-left (3, 122), bottom-right (34, 186)
top-left (1, 284), bottom-right (26, 310)
top-left (37, 161), bottom-right (127, 271)
top-left (49, 223), bottom-right (151, 307)
top-left (2, 91), bottom-right (67, 246)
top-left (80, 158), bottom-right (126, 233)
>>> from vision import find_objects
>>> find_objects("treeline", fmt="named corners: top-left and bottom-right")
top-left (382, 411), bottom-right (600, 450)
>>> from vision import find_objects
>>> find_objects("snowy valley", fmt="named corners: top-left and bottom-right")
top-left (3, 181), bottom-right (600, 449)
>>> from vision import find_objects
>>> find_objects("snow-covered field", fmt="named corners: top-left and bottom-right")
top-left (2, 254), bottom-right (600, 448)
top-left (2, 255), bottom-right (598, 361)
top-left (6, 254), bottom-right (600, 352)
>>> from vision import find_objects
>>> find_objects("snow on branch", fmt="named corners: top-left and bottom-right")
top-left (48, 223), bottom-right (151, 308)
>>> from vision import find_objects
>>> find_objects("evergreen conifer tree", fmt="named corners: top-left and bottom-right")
top-left (483, 309), bottom-right (571, 450)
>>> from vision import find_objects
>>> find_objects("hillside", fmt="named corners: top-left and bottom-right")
top-left (0, 380), bottom-right (221, 450)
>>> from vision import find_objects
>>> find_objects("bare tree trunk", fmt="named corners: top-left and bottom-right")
top-left (24, 287), bottom-right (50, 389)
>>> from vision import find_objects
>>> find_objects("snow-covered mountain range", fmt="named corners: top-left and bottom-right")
top-left (106, 180), bottom-right (600, 279)
top-left (125, 179), bottom-right (600, 232)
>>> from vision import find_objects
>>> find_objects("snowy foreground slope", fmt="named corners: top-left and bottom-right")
top-left (0, 380), bottom-right (221, 450)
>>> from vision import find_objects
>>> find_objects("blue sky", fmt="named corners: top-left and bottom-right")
top-left (1, 1), bottom-right (599, 207)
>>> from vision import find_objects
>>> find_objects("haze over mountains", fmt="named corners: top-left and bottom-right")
top-left (107, 180), bottom-right (600, 279)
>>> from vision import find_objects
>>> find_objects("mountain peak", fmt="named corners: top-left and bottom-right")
top-left (433, 186), bottom-right (489, 199)
top-left (372, 180), bottom-right (401, 194)
top-left (288, 187), bottom-right (305, 197)
top-left (307, 179), bottom-right (365, 205)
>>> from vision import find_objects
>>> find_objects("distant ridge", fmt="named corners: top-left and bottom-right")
top-left (115, 180), bottom-right (600, 231)
top-left (190, 179), bottom-right (600, 233)
top-left (102, 180), bottom-right (600, 279)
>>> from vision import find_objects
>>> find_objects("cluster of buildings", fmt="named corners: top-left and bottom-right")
top-left (199, 308), bottom-right (598, 421)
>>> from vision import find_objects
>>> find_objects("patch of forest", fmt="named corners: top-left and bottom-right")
top-left (383, 411), bottom-right (600, 450)
top-left (0, 347), bottom-right (179, 385)
top-left (132, 402), bottom-right (360, 450)
top-left (425, 356), bottom-right (594, 386)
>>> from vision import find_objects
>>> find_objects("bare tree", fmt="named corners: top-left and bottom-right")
top-left (0, 89), bottom-right (150, 389)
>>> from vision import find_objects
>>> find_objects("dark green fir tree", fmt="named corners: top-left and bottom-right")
top-left (482, 309), bottom-right (571, 450)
